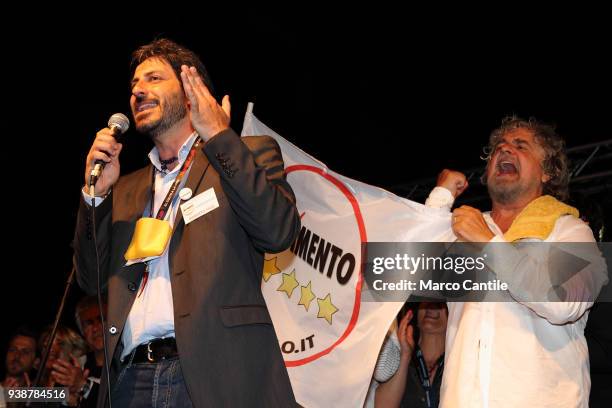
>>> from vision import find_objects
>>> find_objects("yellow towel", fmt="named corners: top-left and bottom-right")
top-left (504, 195), bottom-right (579, 242)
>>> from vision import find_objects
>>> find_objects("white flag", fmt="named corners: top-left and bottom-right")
top-left (241, 105), bottom-right (452, 407)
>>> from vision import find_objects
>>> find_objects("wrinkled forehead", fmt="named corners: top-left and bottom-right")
top-left (493, 127), bottom-right (547, 158)
top-left (499, 127), bottom-right (537, 144)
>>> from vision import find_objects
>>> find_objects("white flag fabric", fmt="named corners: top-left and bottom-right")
top-left (241, 106), bottom-right (453, 407)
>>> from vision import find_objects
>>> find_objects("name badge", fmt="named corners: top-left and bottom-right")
top-left (180, 187), bottom-right (220, 225)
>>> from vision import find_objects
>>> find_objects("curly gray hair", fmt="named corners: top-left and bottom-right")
top-left (482, 115), bottom-right (570, 202)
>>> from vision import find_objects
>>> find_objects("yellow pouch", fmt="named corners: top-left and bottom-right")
top-left (124, 217), bottom-right (173, 261)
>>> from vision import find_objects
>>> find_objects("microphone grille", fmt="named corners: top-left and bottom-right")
top-left (108, 113), bottom-right (130, 134)
top-left (373, 335), bottom-right (401, 382)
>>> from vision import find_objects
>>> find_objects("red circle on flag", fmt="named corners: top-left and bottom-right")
top-left (283, 165), bottom-right (367, 366)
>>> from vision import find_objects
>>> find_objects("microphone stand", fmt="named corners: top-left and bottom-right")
top-left (26, 265), bottom-right (76, 407)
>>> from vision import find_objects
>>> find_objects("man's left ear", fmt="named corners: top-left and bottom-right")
top-left (542, 173), bottom-right (551, 183)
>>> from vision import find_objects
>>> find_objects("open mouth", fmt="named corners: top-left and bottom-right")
top-left (496, 160), bottom-right (518, 176)
top-left (135, 100), bottom-right (158, 113)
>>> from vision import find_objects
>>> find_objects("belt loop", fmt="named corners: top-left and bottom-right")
top-left (147, 341), bottom-right (154, 362)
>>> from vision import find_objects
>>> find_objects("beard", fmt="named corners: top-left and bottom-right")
top-left (487, 174), bottom-right (542, 205)
top-left (487, 180), bottom-right (524, 204)
top-left (135, 91), bottom-right (188, 137)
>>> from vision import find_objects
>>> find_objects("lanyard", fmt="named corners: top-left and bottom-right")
top-left (150, 136), bottom-right (201, 219)
top-left (415, 347), bottom-right (444, 408)
top-left (138, 136), bottom-right (201, 297)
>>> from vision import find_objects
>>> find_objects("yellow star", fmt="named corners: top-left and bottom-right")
top-left (262, 257), bottom-right (281, 282)
top-left (317, 293), bottom-right (339, 325)
top-left (277, 269), bottom-right (299, 298)
top-left (298, 281), bottom-right (316, 311)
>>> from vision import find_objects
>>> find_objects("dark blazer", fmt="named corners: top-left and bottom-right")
top-left (74, 129), bottom-right (301, 407)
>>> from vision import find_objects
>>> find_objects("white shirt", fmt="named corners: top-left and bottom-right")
top-left (83, 133), bottom-right (198, 359)
top-left (425, 187), bottom-right (606, 408)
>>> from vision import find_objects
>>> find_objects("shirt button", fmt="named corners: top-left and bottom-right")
top-left (109, 326), bottom-right (117, 335)
top-left (128, 282), bottom-right (137, 292)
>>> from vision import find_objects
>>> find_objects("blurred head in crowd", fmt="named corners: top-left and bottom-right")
top-left (4, 326), bottom-right (39, 384)
top-left (416, 302), bottom-right (448, 338)
top-left (38, 325), bottom-right (87, 385)
top-left (75, 295), bottom-right (106, 354)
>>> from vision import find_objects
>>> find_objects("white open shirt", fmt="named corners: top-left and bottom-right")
top-left (426, 187), bottom-right (606, 408)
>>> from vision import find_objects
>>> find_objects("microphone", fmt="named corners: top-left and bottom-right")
top-left (373, 334), bottom-right (401, 382)
top-left (89, 113), bottom-right (130, 190)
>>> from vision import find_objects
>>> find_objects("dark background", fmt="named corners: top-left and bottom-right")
top-left (2, 11), bottom-right (610, 398)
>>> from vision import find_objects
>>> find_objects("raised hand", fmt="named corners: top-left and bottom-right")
top-left (398, 309), bottom-right (415, 357)
top-left (436, 169), bottom-right (468, 198)
top-left (180, 65), bottom-right (230, 141)
top-left (51, 355), bottom-right (89, 394)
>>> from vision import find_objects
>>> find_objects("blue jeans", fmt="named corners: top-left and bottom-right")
top-left (111, 356), bottom-right (194, 408)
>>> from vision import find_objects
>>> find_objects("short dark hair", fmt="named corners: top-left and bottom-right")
top-left (8, 325), bottom-right (38, 345)
top-left (131, 38), bottom-right (216, 98)
top-left (483, 115), bottom-right (570, 202)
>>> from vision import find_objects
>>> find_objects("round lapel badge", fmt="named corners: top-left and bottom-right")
top-left (179, 187), bottom-right (193, 201)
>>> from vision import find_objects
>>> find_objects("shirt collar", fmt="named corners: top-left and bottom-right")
top-left (148, 132), bottom-right (199, 174)
top-left (483, 212), bottom-right (504, 236)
